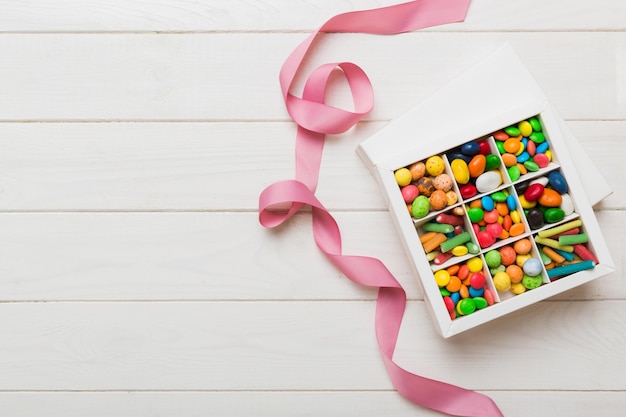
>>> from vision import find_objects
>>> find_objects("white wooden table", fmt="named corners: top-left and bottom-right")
top-left (0, 1), bottom-right (624, 416)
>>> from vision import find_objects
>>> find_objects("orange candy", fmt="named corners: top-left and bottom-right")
top-left (538, 188), bottom-right (563, 207)
top-left (495, 202), bottom-right (509, 217)
top-left (513, 238), bottom-right (532, 255)
top-left (506, 265), bottom-right (524, 283)
top-left (509, 223), bottom-right (525, 237)
top-left (504, 138), bottom-right (521, 153)
top-left (446, 265), bottom-right (460, 276)
top-left (499, 245), bottom-right (517, 266)
top-left (446, 276), bottom-right (462, 292)
top-left (501, 153), bottom-right (517, 167)
top-left (468, 154), bottom-right (486, 178)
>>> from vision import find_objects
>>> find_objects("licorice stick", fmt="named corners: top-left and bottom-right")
top-left (547, 260), bottom-right (596, 279)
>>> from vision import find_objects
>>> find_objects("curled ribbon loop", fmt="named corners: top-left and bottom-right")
top-left (259, 1), bottom-right (505, 416)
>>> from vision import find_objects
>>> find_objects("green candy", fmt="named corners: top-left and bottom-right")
top-left (458, 298), bottom-right (477, 315)
top-left (473, 297), bottom-right (488, 309)
top-left (411, 195), bottom-right (430, 219)
top-left (440, 232), bottom-right (471, 253)
top-left (467, 207), bottom-right (484, 223)
top-left (544, 208), bottom-right (565, 223)
top-left (490, 265), bottom-right (506, 275)
top-left (523, 160), bottom-right (539, 172)
top-left (485, 250), bottom-right (502, 268)
top-left (505, 126), bottom-right (521, 137)
top-left (440, 288), bottom-right (451, 296)
top-left (529, 132), bottom-right (546, 143)
top-left (465, 242), bottom-right (481, 254)
top-left (423, 222), bottom-right (454, 233)
top-left (495, 140), bottom-right (506, 155)
top-left (485, 154), bottom-right (501, 171)
top-left (529, 117), bottom-right (542, 132)
top-left (491, 191), bottom-right (508, 202)
top-left (507, 165), bottom-right (521, 181)
top-left (522, 274), bottom-right (543, 290)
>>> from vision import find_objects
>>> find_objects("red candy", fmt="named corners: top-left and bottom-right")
top-left (470, 272), bottom-right (486, 289)
top-left (476, 230), bottom-right (496, 248)
top-left (460, 184), bottom-right (477, 199)
top-left (485, 222), bottom-right (503, 238)
top-left (524, 183), bottom-right (544, 201)
top-left (478, 140), bottom-right (491, 155)
top-left (533, 153), bottom-right (550, 168)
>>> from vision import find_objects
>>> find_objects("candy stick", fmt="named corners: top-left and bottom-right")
top-left (551, 227), bottom-right (580, 238)
top-left (436, 213), bottom-right (464, 226)
top-left (434, 252), bottom-right (454, 265)
top-left (534, 236), bottom-right (574, 252)
top-left (554, 248), bottom-right (576, 262)
top-left (539, 250), bottom-right (552, 265)
top-left (547, 260), bottom-right (596, 279)
top-left (422, 233), bottom-right (447, 253)
top-left (558, 233), bottom-right (589, 245)
top-left (423, 222), bottom-right (454, 234)
top-left (439, 232), bottom-right (471, 253)
top-left (419, 231), bottom-right (438, 244)
top-left (541, 246), bottom-right (566, 263)
top-left (573, 244), bottom-right (599, 263)
top-left (537, 220), bottom-right (583, 238)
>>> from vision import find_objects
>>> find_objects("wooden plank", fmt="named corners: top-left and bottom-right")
top-left (0, 0), bottom-right (623, 32)
top-left (0, 33), bottom-right (624, 121)
top-left (0, 121), bottom-right (622, 211)
top-left (0, 300), bottom-right (623, 391)
top-left (0, 391), bottom-right (624, 417)
top-left (0, 210), bottom-right (621, 302)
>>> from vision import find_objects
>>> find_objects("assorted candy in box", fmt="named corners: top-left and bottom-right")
top-left (395, 116), bottom-right (602, 321)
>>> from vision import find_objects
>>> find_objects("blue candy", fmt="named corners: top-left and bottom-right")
top-left (481, 196), bottom-right (495, 212)
top-left (548, 170), bottom-right (568, 194)
top-left (506, 194), bottom-right (517, 211)
top-left (461, 141), bottom-right (481, 156)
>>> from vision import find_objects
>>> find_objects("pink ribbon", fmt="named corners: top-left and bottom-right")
top-left (259, 1), bottom-right (504, 415)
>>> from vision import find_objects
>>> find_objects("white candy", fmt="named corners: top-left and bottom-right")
top-left (475, 171), bottom-right (502, 193)
top-left (560, 193), bottom-right (575, 215)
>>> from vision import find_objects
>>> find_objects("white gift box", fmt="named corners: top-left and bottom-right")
top-left (357, 44), bottom-right (614, 338)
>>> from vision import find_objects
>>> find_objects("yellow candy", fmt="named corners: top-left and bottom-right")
top-left (510, 282), bottom-right (527, 295)
top-left (394, 168), bottom-right (412, 186)
top-left (510, 209), bottom-right (522, 224)
top-left (518, 121), bottom-right (532, 137)
top-left (450, 159), bottom-right (470, 185)
top-left (451, 246), bottom-right (469, 257)
top-left (493, 271), bottom-right (511, 291)
top-left (467, 257), bottom-right (483, 273)
top-left (425, 156), bottom-right (445, 176)
top-left (518, 195), bottom-right (536, 209)
top-left (515, 254), bottom-right (532, 268)
top-left (545, 150), bottom-right (553, 161)
top-left (515, 141), bottom-right (525, 156)
top-left (434, 270), bottom-right (451, 287)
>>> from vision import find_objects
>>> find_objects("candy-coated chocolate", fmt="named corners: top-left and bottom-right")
top-left (451, 159), bottom-right (470, 184)
top-left (522, 274), bottom-right (543, 289)
top-left (523, 258), bottom-right (543, 276)
top-left (536, 141), bottom-right (549, 154)
top-left (476, 230), bottom-right (496, 248)
top-left (446, 276), bottom-right (462, 292)
top-left (481, 196), bottom-right (495, 212)
top-left (394, 168), bottom-right (412, 186)
top-left (506, 195), bottom-right (517, 211)
top-left (433, 173), bottom-right (453, 192)
top-left (475, 171), bottom-right (502, 193)
top-left (467, 207), bottom-right (484, 223)
top-left (529, 117), bottom-right (542, 132)
top-left (491, 191), bottom-right (507, 202)
top-left (468, 154), bottom-right (487, 177)
top-left (523, 160), bottom-right (539, 172)
top-left (460, 184), bottom-right (477, 199)
top-left (538, 188), bottom-right (562, 207)
top-left (548, 171), bottom-right (568, 194)
top-left (469, 273), bottom-right (486, 291)
top-left (509, 222), bottom-right (525, 237)
top-left (408, 161), bottom-right (426, 181)
top-left (426, 155), bottom-right (445, 176)
top-left (443, 296), bottom-right (455, 312)
top-left (467, 257), bottom-right (483, 273)
top-left (516, 152), bottom-right (530, 164)
top-left (518, 120), bottom-right (532, 137)
top-left (429, 190), bottom-right (448, 211)
top-left (504, 126), bottom-right (521, 137)
top-left (510, 209), bottom-right (522, 224)
top-left (533, 153), bottom-right (550, 168)
top-left (529, 131), bottom-right (546, 143)
top-left (544, 208), bottom-right (565, 223)
top-left (483, 209), bottom-right (499, 224)
top-left (485, 250), bottom-right (502, 268)
top-left (503, 138), bottom-right (521, 153)
top-left (501, 153), bottom-right (517, 167)
top-left (461, 141), bottom-right (481, 156)
top-left (411, 195), bottom-right (430, 218)
top-left (524, 183), bottom-right (544, 201)
top-left (434, 269), bottom-right (451, 287)
top-left (415, 176), bottom-right (435, 197)
top-left (493, 271), bottom-right (511, 291)
top-left (485, 222), bottom-right (503, 238)
top-left (518, 195), bottom-right (537, 209)
top-left (526, 140), bottom-right (536, 157)
top-left (485, 154), bottom-right (501, 171)
top-left (507, 165), bottom-right (521, 181)
top-left (401, 184), bottom-right (419, 203)
top-left (451, 245), bottom-right (469, 256)
top-left (493, 131), bottom-right (509, 141)
top-left (457, 298), bottom-right (476, 315)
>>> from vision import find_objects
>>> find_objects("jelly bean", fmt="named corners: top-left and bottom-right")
top-left (426, 155), bottom-right (445, 176)
top-left (468, 154), bottom-right (486, 177)
top-left (506, 195), bottom-right (517, 211)
top-left (524, 183), bottom-right (544, 201)
top-left (495, 202), bottom-right (508, 216)
top-left (523, 258), bottom-right (543, 276)
top-left (475, 171), bottom-right (502, 193)
top-left (533, 153), bottom-right (550, 168)
top-left (484, 250), bottom-right (502, 268)
top-left (451, 159), bottom-right (470, 184)
top-left (505, 126), bottom-right (521, 137)
top-left (394, 168), bottom-right (412, 186)
top-left (507, 165), bottom-right (521, 181)
top-left (529, 131), bottom-right (545, 143)
top-left (434, 270), bottom-right (451, 287)
top-left (461, 142), bottom-right (481, 156)
top-left (478, 141), bottom-right (491, 155)
top-left (523, 160), bottom-right (539, 172)
top-left (460, 184), bottom-right (477, 199)
top-left (518, 195), bottom-right (536, 209)
top-left (467, 207), bottom-right (484, 223)
top-left (560, 193), bottom-right (574, 215)
top-left (544, 208), bottom-right (565, 223)
top-left (411, 195), bottom-right (430, 218)
top-left (529, 117), bottom-right (542, 132)
top-left (485, 154), bottom-right (501, 171)
top-left (481, 196), bottom-right (495, 212)
top-left (408, 161), bottom-right (426, 181)
top-left (401, 184), bottom-right (419, 203)
top-left (449, 152), bottom-right (472, 164)
top-left (538, 188), bottom-right (562, 207)
top-left (510, 210), bottom-right (522, 224)
top-left (548, 171), bottom-right (568, 194)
